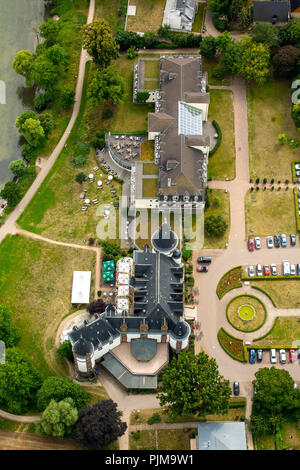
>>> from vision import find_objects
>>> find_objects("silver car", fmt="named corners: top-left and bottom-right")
top-left (267, 236), bottom-right (274, 248)
top-left (279, 349), bottom-right (286, 364)
top-left (255, 237), bottom-right (261, 249)
top-left (256, 264), bottom-right (263, 276)
top-left (270, 264), bottom-right (277, 275)
top-left (248, 265), bottom-right (255, 277)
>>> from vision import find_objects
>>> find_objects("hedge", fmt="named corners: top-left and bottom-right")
top-left (229, 400), bottom-right (246, 409)
top-left (291, 161), bottom-right (300, 184)
top-left (253, 317), bottom-right (279, 342)
top-left (216, 266), bottom-right (242, 299)
top-left (294, 187), bottom-right (300, 232)
top-left (217, 328), bottom-right (247, 362)
top-left (225, 294), bottom-right (267, 333)
top-left (251, 285), bottom-right (277, 307)
top-left (242, 274), bottom-right (300, 281)
top-left (209, 120), bottom-right (222, 157)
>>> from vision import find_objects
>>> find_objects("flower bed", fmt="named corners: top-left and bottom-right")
top-left (216, 266), bottom-right (242, 299)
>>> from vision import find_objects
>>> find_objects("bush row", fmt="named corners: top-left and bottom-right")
top-left (291, 161), bottom-right (300, 184)
top-left (115, 30), bottom-right (202, 51)
top-left (242, 274), bottom-right (300, 281)
top-left (293, 187), bottom-right (300, 232)
top-left (209, 120), bottom-right (222, 157)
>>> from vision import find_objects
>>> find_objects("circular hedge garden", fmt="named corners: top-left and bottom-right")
top-left (226, 294), bottom-right (267, 332)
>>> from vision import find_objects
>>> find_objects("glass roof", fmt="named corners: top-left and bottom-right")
top-left (178, 101), bottom-right (202, 136)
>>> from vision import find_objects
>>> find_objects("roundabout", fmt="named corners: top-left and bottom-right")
top-left (226, 294), bottom-right (267, 332)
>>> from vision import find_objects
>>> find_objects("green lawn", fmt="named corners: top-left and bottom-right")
top-left (208, 90), bottom-right (236, 180)
top-left (144, 60), bottom-right (160, 79)
top-left (254, 317), bottom-right (300, 347)
top-left (95, 0), bottom-right (122, 32)
top-left (226, 295), bottom-right (267, 332)
top-left (203, 189), bottom-right (230, 249)
top-left (0, 235), bottom-right (96, 376)
top-left (247, 78), bottom-right (299, 180)
top-left (144, 80), bottom-right (159, 91)
top-left (143, 163), bottom-right (158, 175)
top-left (192, 3), bottom-right (205, 32)
top-left (142, 178), bottom-right (158, 197)
top-left (245, 189), bottom-right (296, 238)
top-left (251, 280), bottom-right (300, 308)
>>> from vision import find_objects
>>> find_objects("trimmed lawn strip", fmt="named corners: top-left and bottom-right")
top-left (253, 317), bottom-right (300, 348)
top-left (0, 235), bottom-right (95, 376)
top-left (217, 328), bottom-right (247, 362)
top-left (207, 90), bottom-right (235, 180)
top-left (245, 189), bottom-right (296, 238)
top-left (144, 80), bottom-right (159, 91)
top-left (144, 60), bottom-right (160, 79)
top-left (226, 295), bottom-right (267, 333)
top-left (192, 4), bottom-right (205, 32)
top-left (247, 78), bottom-right (298, 180)
top-left (216, 267), bottom-right (242, 299)
top-left (142, 163), bottom-right (158, 175)
top-left (251, 279), bottom-right (300, 308)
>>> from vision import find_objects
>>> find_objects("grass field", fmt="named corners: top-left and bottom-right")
top-left (95, 0), bottom-right (122, 32)
top-left (251, 280), bottom-right (300, 308)
top-left (192, 4), bottom-right (205, 32)
top-left (130, 429), bottom-right (193, 450)
top-left (226, 295), bottom-right (266, 332)
top-left (144, 60), bottom-right (160, 79)
top-left (126, 0), bottom-right (166, 33)
top-left (142, 178), bottom-right (158, 197)
top-left (0, 235), bottom-right (96, 376)
top-left (143, 162), bottom-right (158, 175)
top-left (140, 141), bottom-right (155, 161)
top-left (208, 90), bottom-right (235, 180)
top-left (203, 189), bottom-right (230, 249)
top-left (254, 317), bottom-right (300, 347)
top-left (245, 189), bottom-right (296, 238)
top-left (144, 80), bottom-right (159, 91)
top-left (247, 78), bottom-right (298, 180)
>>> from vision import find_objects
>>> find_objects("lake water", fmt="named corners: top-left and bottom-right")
top-left (0, 0), bottom-right (45, 187)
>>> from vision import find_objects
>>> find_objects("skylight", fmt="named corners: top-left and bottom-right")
top-left (178, 101), bottom-right (202, 135)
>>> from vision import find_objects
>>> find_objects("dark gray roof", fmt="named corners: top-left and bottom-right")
top-left (151, 222), bottom-right (178, 253)
top-left (197, 422), bottom-right (247, 451)
top-left (73, 336), bottom-right (94, 357)
top-left (130, 338), bottom-right (157, 361)
top-left (253, 1), bottom-right (289, 23)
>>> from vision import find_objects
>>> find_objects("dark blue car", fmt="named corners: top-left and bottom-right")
top-left (249, 349), bottom-right (256, 364)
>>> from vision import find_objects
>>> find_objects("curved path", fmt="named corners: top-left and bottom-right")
top-left (0, 0), bottom-right (95, 246)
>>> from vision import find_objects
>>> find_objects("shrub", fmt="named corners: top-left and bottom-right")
top-left (127, 45), bottom-right (138, 59)
top-left (147, 413), bottom-right (161, 425)
top-left (75, 172), bottom-right (87, 184)
top-left (205, 215), bottom-right (228, 237)
top-left (255, 177), bottom-right (260, 184)
top-left (60, 86), bottom-right (75, 108)
top-left (34, 92), bottom-right (49, 111)
top-left (209, 120), bottom-right (222, 156)
top-left (102, 108), bottom-right (113, 120)
top-left (71, 142), bottom-right (90, 168)
top-left (136, 91), bottom-right (150, 103)
top-left (37, 376), bottom-right (88, 411)
top-left (56, 341), bottom-right (73, 362)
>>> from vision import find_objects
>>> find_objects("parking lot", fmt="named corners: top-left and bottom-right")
top-left (247, 348), bottom-right (300, 368)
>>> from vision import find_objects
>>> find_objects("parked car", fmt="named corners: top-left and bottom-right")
top-left (290, 264), bottom-right (296, 275)
top-left (274, 235), bottom-right (280, 248)
top-left (248, 265), bottom-right (255, 277)
top-left (296, 170), bottom-right (300, 177)
top-left (256, 264), bottom-right (263, 276)
top-left (255, 237), bottom-right (261, 249)
top-left (279, 349), bottom-right (286, 364)
top-left (281, 234), bottom-right (287, 247)
top-left (295, 164), bottom-right (300, 170)
top-left (197, 256), bottom-right (212, 264)
top-left (233, 381), bottom-right (240, 396)
top-left (248, 237), bottom-right (255, 251)
top-left (270, 264), bottom-right (277, 276)
top-left (257, 349), bottom-right (263, 362)
top-left (297, 264), bottom-right (300, 276)
top-left (263, 265), bottom-right (271, 276)
top-left (289, 349), bottom-right (297, 363)
top-left (267, 236), bottom-right (274, 248)
top-left (282, 260), bottom-right (290, 276)
top-left (270, 348), bottom-right (277, 364)
top-left (249, 349), bottom-right (256, 364)
top-left (290, 233), bottom-right (296, 246)
top-left (197, 266), bottom-right (208, 273)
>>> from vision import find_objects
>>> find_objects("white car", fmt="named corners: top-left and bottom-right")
top-left (290, 264), bottom-right (296, 275)
top-left (270, 264), bottom-right (277, 275)
top-left (279, 349), bottom-right (286, 364)
top-left (267, 236), bottom-right (274, 248)
top-left (255, 237), bottom-right (261, 249)
top-left (295, 164), bottom-right (300, 170)
top-left (270, 348), bottom-right (277, 364)
top-left (256, 264), bottom-right (263, 276)
top-left (248, 265), bottom-right (255, 277)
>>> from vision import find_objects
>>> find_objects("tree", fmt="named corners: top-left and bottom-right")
top-left (157, 351), bottom-right (231, 418)
top-left (12, 50), bottom-right (34, 86)
top-left (74, 399), bottom-right (127, 450)
top-left (228, 0), bottom-right (244, 21)
top-left (40, 110), bottom-right (56, 136)
top-left (251, 22), bottom-right (280, 49)
top-left (56, 341), bottom-right (74, 362)
top-left (31, 54), bottom-right (60, 89)
top-left (238, 37), bottom-right (271, 84)
top-left (36, 398), bottom-right (78, 438)
top-left (36, 376), bottom-right (88, 412)
top-left (88, 66), bottom-right (125, 106)
top-left (0, 304), bottom-right (21, 348)
top-left (60, 86), bottom-right (75, 108)
top-left (81, 19), bottom-right (119, 69)
top-left (272, 45), bottom-right (300, 78)
top-left (142, 32), bottom-right (159, 49)
top-left (86, 299), bottom-right (107, 315)
top-left (0, 182), bottom-right (22, 208)
top-left (75, 172), bottom-right (87, 185)
top-left (71, 142), bottom-right (90, 168)
top-left (250, 367), bottom-right (300, 435)
top-left (237, 7), bottom-right (251, 30)
top-left (115, 30), bottom-right (141, 51)
top-left (9, 159), bottom-right (27, 178)
top-left (0, 347), bottom-right (43, 414)
top-left (15, 110), bottom-right (39, 131)
top-left (45, 44), bottom-right (65, 66)
top-left (200, 36), bottom-right (217, 59)
top-left (279, 20), bottom-right (300, 48)
top-left (205, 215), bottom-right (228, 237)
top-left (21, 118), bottom-right (45, 147)
top-left (40, 18), bottom-right (61, 47)
top-left (136, 91), bottom-right (150, 103)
